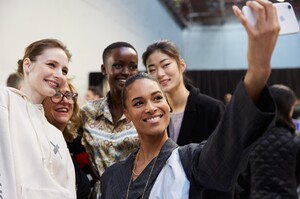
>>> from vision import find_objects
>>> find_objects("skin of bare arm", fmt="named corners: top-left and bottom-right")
top-left (232, 0), bottom-right (280, 103)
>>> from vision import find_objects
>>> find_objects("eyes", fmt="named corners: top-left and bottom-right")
top-left (132, 94), bottom-right (164, 107)
top-left (112, 63), bottom-right (138, 71)
top-left (47, 62), bottom-right (69, 75)
top-left (147, 62), bottom-right (171, 74)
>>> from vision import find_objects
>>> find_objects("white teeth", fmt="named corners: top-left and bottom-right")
top-left (146, 116), bottom-right (160, 123)
top-left (56, 108), bottom-right (68, 113)
top-left (47, 81), bottom-right (58, 88)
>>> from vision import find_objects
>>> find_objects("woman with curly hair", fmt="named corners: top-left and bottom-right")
top-left (43, 80), bottom-right (91, 198)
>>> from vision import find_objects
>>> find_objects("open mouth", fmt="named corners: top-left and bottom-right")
top-left (119, 79), bottom-right (126, 83)
top-left (55, 107), bottom-right (69, 113)
top-left (143, 114), bottom-right (163, 123)
top-left (46, 80), bottom-right (59, 88)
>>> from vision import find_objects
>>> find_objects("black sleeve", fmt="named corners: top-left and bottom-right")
top-left (192, 79), bottom-right (275, 192)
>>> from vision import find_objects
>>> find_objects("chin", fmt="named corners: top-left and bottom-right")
top-left (44, 88), bottom-right (57, 97)
top-left (55, 117), bottom-right (69, 124)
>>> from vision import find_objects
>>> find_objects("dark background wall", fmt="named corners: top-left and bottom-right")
top-left (187, 68), bottom-right (300, 102)
top-left (89, 68), bottom-right (300, 103)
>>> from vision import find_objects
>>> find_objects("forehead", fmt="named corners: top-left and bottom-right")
top-left (38, 48), bottom-right (69, 66)
top-left (107, 47), bottom-right (137, 61)
top-left (146, 51), bottom-right (171, 65)
top-left (126, 78), bottom-right (161, 99)
top-left (60, 83), bottom-right (71, 92)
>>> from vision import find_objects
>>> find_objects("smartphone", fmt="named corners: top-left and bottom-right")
top-left (242, 2), bottom-right (300, 35)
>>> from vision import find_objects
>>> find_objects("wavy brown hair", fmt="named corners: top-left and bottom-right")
top-left (17, 38), bottom-right (72, 77)
top-left (63, 80), bottom-right (81, 141)
top-left (270, 84), bottom-right (297, 132)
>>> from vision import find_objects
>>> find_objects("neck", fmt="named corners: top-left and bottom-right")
top-left (20, 83), bottom-right (44, 104)
top-left (57, 125), bottom-right (66, 133)
top-left (108, 93), bottom-right (124, 124)
top-left (166, 84), bottom-right (189, 113)
top-left (109, 88), bottom-right (122, 103)
top-left (138, 132), bottom-right (168, 162)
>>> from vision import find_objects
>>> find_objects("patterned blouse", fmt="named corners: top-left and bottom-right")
top-left (81, 94), bottom-right (139, 196)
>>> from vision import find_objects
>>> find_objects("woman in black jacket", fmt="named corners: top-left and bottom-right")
top-left (239, 84), bottom-right (300, 199)
top-left (142, 40), bottom-right (225, 147)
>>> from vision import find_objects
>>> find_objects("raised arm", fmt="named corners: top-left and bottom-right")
top-left (233, 0), bottom-right (280, 102)
top-left (189, 0), bottom-right (279, 194)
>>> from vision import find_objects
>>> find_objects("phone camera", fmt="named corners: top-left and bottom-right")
top-left (288, 5), bottom-right (291, 9)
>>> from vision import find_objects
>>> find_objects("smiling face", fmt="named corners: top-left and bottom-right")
top-left (145, 51), bottom-right (185, 94)
top-left (101, 47), bottom-right (138, 95)
top-left (42, 82), bottom-right (74, 132)
top-left (123, 78), bottom-right (170, 137)
top-left (23, 48), bottom-right (69, 103)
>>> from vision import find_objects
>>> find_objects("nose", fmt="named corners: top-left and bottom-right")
top-left (157, 67), bottom-right (165, 78)
top-left (122, 66), bottom-right (130, 75)
top-left (54, 68), bottom-right (63, 77)
top-left (54, 69), bottom-right (67, 89)
top-left (145, 102), bottom-right (157, 114)
top-left (61, 95), bottom-right (71, 104)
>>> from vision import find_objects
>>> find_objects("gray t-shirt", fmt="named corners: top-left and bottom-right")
top-left (169, 112), bottom-right (184, 142)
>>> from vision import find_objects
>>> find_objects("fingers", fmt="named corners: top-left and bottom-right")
top-left (232, 5), bottom-right (249, 30)
top-left (246, 0), bottom-right (267, 26)
top-left (234, 0), bottom-right (280, 102)
top-left (247, 0), bottom-right (279, 31)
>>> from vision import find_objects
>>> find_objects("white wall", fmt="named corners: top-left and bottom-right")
top-left (1, 0), bottom-right (300, 104)
top-left (0, 0), bottom-right (183, 103)
top-left (183, 22), bottom-right (300, 70)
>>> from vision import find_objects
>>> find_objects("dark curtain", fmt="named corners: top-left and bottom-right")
top-left (186, 68), bottom-right (300, 102)
top-left (89, 68), bottom-right (300, 102)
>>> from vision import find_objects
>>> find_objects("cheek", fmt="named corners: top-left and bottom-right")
top-left (130, 70), bottom-right (139, 75)
top-left (44, 109), bottom-right (56, 121)
top-left (60, 76), bottom-right (68, 87)
top-left (167, 67), bottom-right (178, 76)
top-left (69, 108), bottom-right (74, 117)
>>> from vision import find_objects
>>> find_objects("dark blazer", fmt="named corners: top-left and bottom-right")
top-left (171, 84), bottom-right (225, 146)
top-left (101, 80), bottom-right (276, 199)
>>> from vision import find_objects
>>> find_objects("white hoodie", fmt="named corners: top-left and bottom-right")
top-left (0, 86), bottom-right (76, 199)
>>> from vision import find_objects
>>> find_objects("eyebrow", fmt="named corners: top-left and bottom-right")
top-left (47, 59), bottom-right (59, 64)
top-left (147, 58), bottom-right (169, 68)
top-left (131, 91), bottom-right (162, 102)
top-left (47, 59), bottom-right (68, 68)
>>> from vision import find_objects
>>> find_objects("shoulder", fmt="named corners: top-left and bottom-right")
top-left (186, 84), bottom-right (224, 111)
top-left (81, 97), bottom-right (106, 116)
top-left (179, 142), bottom-right (206, 164)
top-left (0, 86), bottom-right (11, 95)
top-left (101, 154), bottom-right (133, 183)
top-left (0, 86), bottom-right (19, 107)
top-left (256, 125), bottom-right (300, 150)
top-left (0, 86), bottom-right (9, 107)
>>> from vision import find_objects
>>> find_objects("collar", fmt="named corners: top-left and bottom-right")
top-left (8, 87), bottom-right (44, 113)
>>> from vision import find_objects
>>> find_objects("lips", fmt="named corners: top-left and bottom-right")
top-left (55, 107), bottom-right (69, 113)
top-left (159, 79), bottom-right (170, 86)
top-left (143, 114), bottom-right (163, 123)
top-left (46, 80), bottom-right (59, 88)
top-left (118, 79), bottom-right (126, 83)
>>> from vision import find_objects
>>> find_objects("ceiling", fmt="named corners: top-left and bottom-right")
top-left (160, 0), bottom-right (300, 28)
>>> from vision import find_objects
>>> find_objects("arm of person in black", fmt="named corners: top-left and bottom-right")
top-left (189, 0), bottom-right (280, 194)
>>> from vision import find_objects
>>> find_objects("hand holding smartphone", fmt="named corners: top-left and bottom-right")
top-left (242, 2), bottom-right (299, 35)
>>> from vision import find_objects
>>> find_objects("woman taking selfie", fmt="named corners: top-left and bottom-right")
top-left (101, 0), bottom-right (280, 198)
